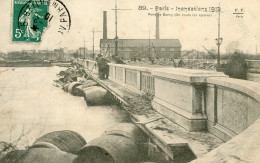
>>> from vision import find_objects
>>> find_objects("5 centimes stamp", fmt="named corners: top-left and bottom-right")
top-left (12, 0), bottom-right (50, 43)
top-left (12, 0), bottom-right (71, 43)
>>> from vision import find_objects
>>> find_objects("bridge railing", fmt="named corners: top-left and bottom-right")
top-left (151, 67), bottom-right (260, 141)
top-left (205, 77), bottom-right (260, 141)
top-left (78, 59), bottom-right (154, 95)
top-left (109, 63), bottom-right (154, 94)
top-left (78, 59), bottom-right (260, 142)
top-left (141, 71), bottom-right (154, 95)
top-left (192, 78), bottom-right (260, 162)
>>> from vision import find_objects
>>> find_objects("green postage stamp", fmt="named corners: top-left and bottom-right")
top-left (12, 0), bottom-right (50, 43)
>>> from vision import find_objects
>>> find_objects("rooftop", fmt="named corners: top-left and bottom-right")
top-left (100, 39), bottom-right (182, 48)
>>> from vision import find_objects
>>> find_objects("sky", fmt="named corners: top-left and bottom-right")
top-left (0, 0), bottom-right (259, 54)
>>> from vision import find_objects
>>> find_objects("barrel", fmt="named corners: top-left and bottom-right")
top-left (75, 135), bottom-right (141, 163)
top-left (103, 123), bottom-right (148, 161)
top-left (21, 147), bottom-right (77, 163)
top-left (32, 130), bottom-right (87, 154)
top-left (72, 86), bottom-right (85, 97)
top-left (73, 81), bottom-right (98, 97)
top-left (82, 86), bottom-right (109, 105)
top-left (73, 85), bottom-right (85, 97)
top-left (68, 82), bottom-right (83, 96)
top-left (81, 80), bottom-right (98, 88)
top-left (58, 71), bottom-right (66, 76)
top-left (0, 150), bottom-right (27, 163)
top-left (103, 123), bottom-right (147, 143)
top-left (75, 85), bottom-right (86, 91)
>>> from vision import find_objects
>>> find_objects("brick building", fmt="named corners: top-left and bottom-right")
top-left (100, 39), bottom-right (182, 59)
top-left (100, 11), bottom-right (182, 60)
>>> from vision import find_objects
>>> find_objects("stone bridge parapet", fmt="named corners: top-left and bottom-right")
top-left (79, 59), bottom-right (260, 142)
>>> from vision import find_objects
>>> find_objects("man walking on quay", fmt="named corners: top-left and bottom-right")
top-left (99, 56), bottom-right (109, 80)
top-left (96, 54), bottom-right (102, 77)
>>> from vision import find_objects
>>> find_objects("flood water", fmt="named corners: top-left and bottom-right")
top-left (0, 67), bottom-right (129, 149)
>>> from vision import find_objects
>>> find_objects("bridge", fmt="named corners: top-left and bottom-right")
top-left (78, 59), bottom-right (260, 162)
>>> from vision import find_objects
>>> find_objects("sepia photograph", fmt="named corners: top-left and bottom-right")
top-left (0, 0), bottom-right (260, 162)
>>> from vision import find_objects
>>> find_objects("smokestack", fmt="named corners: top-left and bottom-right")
top-left (103, 11), bottom-right (107, 39)
top-left (156, 13), bottom-right (159, 39)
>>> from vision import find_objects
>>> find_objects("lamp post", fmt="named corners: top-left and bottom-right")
top-left (84, 38), bottom-right (86, 60)
top-left (91, 28), bottom-right (101, 59)
top-left (215, 4), bottom-right (223, 67)
top-left (111, 0), bottom-right (131, 56)
top-left (215, 37), bottom-right (223, 65)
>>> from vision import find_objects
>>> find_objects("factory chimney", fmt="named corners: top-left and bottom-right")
top-left (156, 13), bottom-right (159, 39)
top-left (103, 11), bottom-right (107, 39)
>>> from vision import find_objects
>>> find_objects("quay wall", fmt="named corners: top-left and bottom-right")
top-left (78, 59), bottom-right (260, 142)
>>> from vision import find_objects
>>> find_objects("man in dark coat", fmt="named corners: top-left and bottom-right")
top-left (99, 57), bottom-right (109, 79)
top-left (96, 54), bottom-right (102, 77)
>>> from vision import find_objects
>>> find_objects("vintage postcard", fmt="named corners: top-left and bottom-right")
top-left (0, 0), bottom-right (260, 162)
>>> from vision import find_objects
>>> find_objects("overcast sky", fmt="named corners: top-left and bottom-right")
top-left (0, 0), bottom-right (259, 54)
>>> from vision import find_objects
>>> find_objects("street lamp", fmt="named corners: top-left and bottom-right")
top-left (215, 37), bottom-right (223, 65)
top-left (215, 4), bottom-right (223, 67)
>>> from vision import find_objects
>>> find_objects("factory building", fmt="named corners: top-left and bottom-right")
top-left (100, 11), bottom-right (182, 60)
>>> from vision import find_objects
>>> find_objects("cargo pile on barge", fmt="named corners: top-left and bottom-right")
top-left (53, 63), bottom-right (111, 106)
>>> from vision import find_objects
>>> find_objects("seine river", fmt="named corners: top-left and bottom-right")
top-left (0, 67), bottom-right (128, 149)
